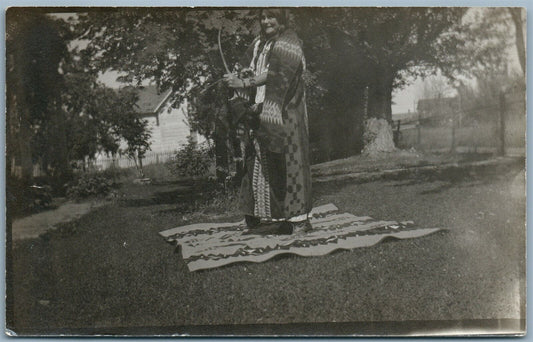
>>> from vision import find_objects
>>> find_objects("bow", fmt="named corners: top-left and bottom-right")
top-left (197, 27), bottom-right (231, 94)
top-left (218, 26), bottom-right (250, 103)
top-left (218, 27), bottom-right (231, 74)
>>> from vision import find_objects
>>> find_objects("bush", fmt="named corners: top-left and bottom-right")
top-left (7, 176), bottom-right (54, 217)
top-left (166, 137), bottom-right (213, 178)
top-left (97, 165), bottom-right (132, 181)
top-left (66, 173), bottom-right (114, 200)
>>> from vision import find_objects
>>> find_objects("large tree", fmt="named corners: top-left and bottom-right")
top-left (74, 9), bottom-right (257, 113)
top-left (508, 8), bottom-right (526, 76)
top-left (74, 8), bottom-right (508, 158)
top-left (6, 9), bottom-right (70, 181)
top-left (294, 8), bottom-right (470, 154)
top-left (7, 9), bottom-right (152, 184)
top-left (61, 56), bottom-right (151, 173)
top-left (73, 9), bottom-right (259, 178)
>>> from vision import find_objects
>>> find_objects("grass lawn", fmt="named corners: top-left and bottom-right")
top-left (8, 159), bottom-right (525, 334)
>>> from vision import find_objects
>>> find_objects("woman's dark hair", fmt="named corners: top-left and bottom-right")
top-left (258, 8), bottom-right (288, 36)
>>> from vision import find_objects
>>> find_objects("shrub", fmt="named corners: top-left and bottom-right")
top-left (97, 165), bottom-right (132, 181)
top-left (66, 173), bottom-right (114, 200)
top-left (7, 176), bottom-right (54, 217)
top-left (166, 137), bottom-right (213, 178)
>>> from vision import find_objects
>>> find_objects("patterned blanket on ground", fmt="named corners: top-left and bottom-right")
top-left (159, 204), bottom-right (441, 272)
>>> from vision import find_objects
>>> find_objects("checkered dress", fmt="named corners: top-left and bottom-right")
top-left (239, 30), bottom-right (312, 221)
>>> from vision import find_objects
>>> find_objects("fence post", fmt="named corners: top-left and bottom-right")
top-left (363, 86), bottom-right (369, 122)
top-left (450, 100), bottom-right (458, 154)
top-left (393, 120), bottom-right (401, 146)
top-left (498, 91), bottom-right (506, 156)
top-left (450, 114), bottom-right (456, 153)
top-left (416, 116), bottom-right (421, 147)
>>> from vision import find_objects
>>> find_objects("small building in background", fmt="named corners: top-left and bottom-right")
top-left (95, 85), bottom-right (205, 170)
top-left (417, 97), bottom-right (460, 126)
top-left (134, 85), bottom-right (204, 152)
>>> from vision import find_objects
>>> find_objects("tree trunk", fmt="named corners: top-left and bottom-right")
top-left (368, 72), bottom-right (393, 122)
top-left (18, 112), bottom-right (33, 181)
top-left (363, 74), bottom-right (396, 155)
top-left (50, 109), bottom-right (71, 182)
top-left (362, 118), bottom-right (396, 155)
top-left (509, 8), bottom-right (526, 76)
top-left (137, 151), bottom-right (145, 178)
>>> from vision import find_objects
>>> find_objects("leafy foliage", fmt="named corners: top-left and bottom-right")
top-left (166, 137), bottom-right (213, 178)
top-left (66, 173), bottom-right (115, 200)
top-left (72, 8), bottom-right (477, 157)
top-left (7, 9), bottom-right (153, 190)
top-left (62, 72), bottom-right (144, 161)
top-left (74, 9), bottom-right (257, 104)
top-left (297, 8), bottom-right (469, 119)
top-left (6, 175), bottom-right (54, 218)
top-left (7, 7), bottom-right (521, 186)
top-left (439, 8), bottom-right (513, 83)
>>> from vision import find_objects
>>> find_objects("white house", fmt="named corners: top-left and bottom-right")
top-left (95, 85), bottom-right (205, 169)
top-left (134, 85), bottom-right (204, 153)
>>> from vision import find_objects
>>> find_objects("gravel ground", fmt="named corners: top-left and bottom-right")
top-left (8, 158), bottom-right (525, 335)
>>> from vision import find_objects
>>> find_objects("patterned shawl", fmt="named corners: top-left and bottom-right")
top-left (243, 29), bottom-right (306, 154)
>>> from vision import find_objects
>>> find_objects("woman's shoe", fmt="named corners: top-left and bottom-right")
top-left (275, 221), bottom-right (294, 235)
top-left (245, 215), bottom-right (261, 228)
top-left (242, 221), bottom-right (279, 235)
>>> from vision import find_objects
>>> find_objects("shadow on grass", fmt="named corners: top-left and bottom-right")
top-left (122, 190), bottom-right (200, 207)
top-left (389, 160), bottom-right (522, 195)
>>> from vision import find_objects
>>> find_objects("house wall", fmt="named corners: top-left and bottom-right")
top-left (94, 99), bottom-right (206, 170)
top-left (146, 99), bottom-right (205, 153)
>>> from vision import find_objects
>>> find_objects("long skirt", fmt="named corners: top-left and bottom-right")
top-left (239, 134), bottom-right (312, 221)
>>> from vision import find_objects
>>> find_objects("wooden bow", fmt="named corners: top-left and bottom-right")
top-left (197, 27), bottom-right (231, 94)
top-left (218, 27), bottom-right (231, 74)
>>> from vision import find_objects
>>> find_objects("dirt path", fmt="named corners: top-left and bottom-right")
top-left (12, 201), bottom-right (106, 240)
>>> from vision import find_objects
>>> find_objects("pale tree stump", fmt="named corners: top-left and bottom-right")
top-left (362, 118), bottom-right (396, 156)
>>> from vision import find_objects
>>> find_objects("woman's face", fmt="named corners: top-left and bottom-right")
top-left (261, 11), bottom-right (282, 38)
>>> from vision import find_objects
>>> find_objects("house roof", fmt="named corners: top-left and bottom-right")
top-left (132, 85), bottom-right (172, 114)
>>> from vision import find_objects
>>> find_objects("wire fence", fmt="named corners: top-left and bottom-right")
top-left (395, 93), bottom-right (525, 157)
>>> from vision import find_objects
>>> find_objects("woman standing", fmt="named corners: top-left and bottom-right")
top-left (224, 9), bottom-right (312, 234)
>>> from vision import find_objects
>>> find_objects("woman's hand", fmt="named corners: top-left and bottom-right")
top-left (223, 73), bottom-right (245, 89)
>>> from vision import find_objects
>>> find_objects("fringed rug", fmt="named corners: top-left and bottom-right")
top-left (159, 204), bottom-right (441, 271)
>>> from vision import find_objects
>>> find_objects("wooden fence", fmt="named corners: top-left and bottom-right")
top-left (395, 93), bottom-right (525, 156)
top-left (92, 151), bottom-right (176, 170)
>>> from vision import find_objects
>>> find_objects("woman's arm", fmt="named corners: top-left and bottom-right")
top-left (244, 72), bottom-right (267, 87)
top-left (223, 72), bottom-right (267, 89)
